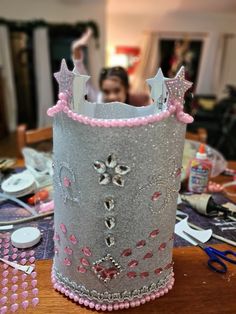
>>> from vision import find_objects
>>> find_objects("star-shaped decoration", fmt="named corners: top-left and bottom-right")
top-left (165, 66), bottom-right (192, 104)
top-left (54, 59), bottom-right (74, 97)
top-left (146, 68), bottom-right (166, 107)
top-left (72, 66), bottom-right (90, 110)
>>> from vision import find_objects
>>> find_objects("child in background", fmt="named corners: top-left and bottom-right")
top-left (72, 28), bottom-right (146, 105)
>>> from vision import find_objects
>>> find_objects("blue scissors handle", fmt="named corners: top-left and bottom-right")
top-left (205, 247), bottom-right (236, 273)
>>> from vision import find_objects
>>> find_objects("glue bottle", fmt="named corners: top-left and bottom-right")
top-left (188, 144), bottom-right (212, 193)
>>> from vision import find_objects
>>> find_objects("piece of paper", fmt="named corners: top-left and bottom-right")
top-left (175, 217), bottom-right (212, 245)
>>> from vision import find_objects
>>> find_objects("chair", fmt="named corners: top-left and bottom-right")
top-left (185, 128), bottom-right (207, 143)
top-left (17, 124), bottom-right (53, 157)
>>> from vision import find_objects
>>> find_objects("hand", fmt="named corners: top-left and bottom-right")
top-left (71, 27), bottom-right (93, 60)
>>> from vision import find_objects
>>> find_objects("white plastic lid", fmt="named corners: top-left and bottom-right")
top-left (11, 227), bottom-right (41, 249)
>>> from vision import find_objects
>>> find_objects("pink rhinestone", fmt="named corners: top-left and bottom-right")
top-left (154, 267), bottom-right (163, 275)
top-left (60, 224), bottom-right (67, 234)
top-left (127, 271), bottom-right (137, 279)
top-left (151, 191), bottom-right (161, 201)
top-left (63, 177), bottom-right (71, 187)
top-left (69, 235), bottom-right (77, 245)
top-left (158, 243), bottom-right (167, 251)
top-left (136, 240), bottom-right (146, 248)
top-left (77, 266), bottom-right (87, 273)
top-left (81, 247), bottom-right (91, 257)
top-left (140, 272), bottom-right (149, 278)
top-left (143, 252), bottom-right (153, 259)
top-left (63, 258), bottom-right (71, 266)
top-left (64, 247), bottom-right (73, 255)
top-left (80, 258), bottom-right (90, 266)
top-left (149, 229), bottom-right (160, 238)
top-left (121, 248), bottom-right (132, 257)
top-left (128, 260), bottom-right (138, 268)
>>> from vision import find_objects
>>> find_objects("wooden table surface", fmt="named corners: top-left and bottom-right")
top-left (5, 162), bottom-right (236, 313)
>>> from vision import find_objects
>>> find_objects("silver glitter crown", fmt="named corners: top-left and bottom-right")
top-left (49, 59), bottom-right (193, 310)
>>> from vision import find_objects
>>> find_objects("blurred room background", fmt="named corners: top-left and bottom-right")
top-left (0, 0), bottom-right (236, 159)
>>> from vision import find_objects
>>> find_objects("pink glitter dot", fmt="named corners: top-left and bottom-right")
top-left (149, 229), bottom-right (160, 238)
top-left (69, 235), bottom-right (77, 245)
top-left (127, 271), bottom-right (137, 279)
top-left (121, 248), bottom-right (132, 257)
top-left (136, 240), bottom-right (146, 248)
top-left (63, 177), bottom-right (71, 187)
top-left (81, 247), bottom-right (91, 257)
top-left (60, 224), bottom-right (67, 234)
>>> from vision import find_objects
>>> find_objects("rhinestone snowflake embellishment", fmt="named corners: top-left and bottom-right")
top-left (93, 154), bottom-right (131, 187)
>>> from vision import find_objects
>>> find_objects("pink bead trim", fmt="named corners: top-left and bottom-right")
top-left (52, 271), bottom-right (175, 311)
top-left (47, 93), bottom-right (193, 127)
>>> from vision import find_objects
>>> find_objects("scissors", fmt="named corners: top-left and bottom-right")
top-left (183, 231), bottom-right (236, 273)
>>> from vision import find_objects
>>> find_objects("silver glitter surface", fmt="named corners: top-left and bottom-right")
top-left (52, 112), bottom-right (185, 297)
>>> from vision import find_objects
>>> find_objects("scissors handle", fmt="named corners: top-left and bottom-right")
top-left (204, 247), bottom-right (227, 273)
top-left (208, 247), bottom-right (236, 264)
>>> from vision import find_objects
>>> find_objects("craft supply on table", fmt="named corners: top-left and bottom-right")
top-left (188, 144), bottom-right (212, 193)
top-left (183, 231), bottom-right (236, 273)
top-left (0, 233), bottom-right (39, 312)
top-left (175, 217), bottom-right (212, 245)
top-left (180, 193), bottom-right (236, 220)
top-left (11, 227), bottom-right (41, 249)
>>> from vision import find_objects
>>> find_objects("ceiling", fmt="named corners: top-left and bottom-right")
top-left (107, 0), bottom-right (236, 14)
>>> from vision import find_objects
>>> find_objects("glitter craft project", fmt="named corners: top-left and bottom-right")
top-left (48, 59), bottom-right (193, 310)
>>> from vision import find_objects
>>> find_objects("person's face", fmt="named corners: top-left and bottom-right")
top-left (101, 77), bottom-right (127, 103)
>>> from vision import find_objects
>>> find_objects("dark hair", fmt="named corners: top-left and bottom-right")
top-left (99, 66), bottom-right (129, 103)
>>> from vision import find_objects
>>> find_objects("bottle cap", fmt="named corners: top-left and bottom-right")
top-left (11, 227), bottom-right (41, 249)
top-left (196, 144), bottom-right (207, 159)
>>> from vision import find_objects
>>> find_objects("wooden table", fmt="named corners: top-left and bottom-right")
top-left (4, 162), bottom-right (236, 313)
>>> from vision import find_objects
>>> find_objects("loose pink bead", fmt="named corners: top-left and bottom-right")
top-left (113, 303), bottom-right (119, 310)
top-left (78, 298), bottom-right (84, 305)
top-left (101, 304), bottom-right (107, 311)
top-left (119, 303), bottom-right (125, 310)
top-left (89, 302), bottom-right (95, 309)
top-left (130, 301), bottom-right (136, 308)
top-left (155, 292), bottom-right (160, 298)
top-left (145, 295), bottom-right (151, 302)
top-left (124, 301), bottom-right (129, 309)
top-left (140, 298), bottom-right (146, 304)
top-left (69, 292), bottom-right (74, 299)
top-left (107, 304), bottom-right (113, 311)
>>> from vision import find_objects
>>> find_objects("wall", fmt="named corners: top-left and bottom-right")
top-left (0, 0), bottom-right (106, 75)
top-left (107, 0), bottom-right (236, 95)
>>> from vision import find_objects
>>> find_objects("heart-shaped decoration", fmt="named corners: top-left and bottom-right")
top-left (21, 282), bottom-right (28, 290)
top-left (21, 290), bottom-right (28, 299)
top-left (11, 276), bottom-right (18, 284)
top-left (31, 279), bottom-right (38, 287)
top-left (1, 278), bottom-right (8, 286)
top-left (11, 284), bottom-right (18, 292)
top-left (32, 288), bottom-right (39, 296)
top-left (32, 297), bottom-right (39, 307)
top-left (22, 300), bottom-right (29, 310)
top-left (1, 287), bottom-right (8, 294)
top-left (10, 303), bottom-right (19, 313)
top-left (0, 296), bottom-right (7, 305)
top-left (2, 270), bottom-right (9, 278)
top-left (10, 293), bottom-right (18, 302)
top-left (12, 253), bottom-right (18, 260)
